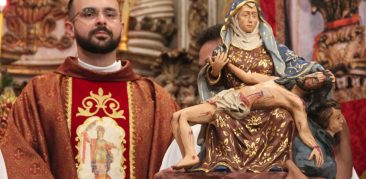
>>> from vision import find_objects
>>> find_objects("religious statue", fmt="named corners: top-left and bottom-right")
top-left (171, 0), bottom-right (336, 176)
top-left (171, 52), bottom-right (331, 169)
top-left (291, 100), bottom-right (344, 179)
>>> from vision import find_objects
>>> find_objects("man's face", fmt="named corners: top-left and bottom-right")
top-left (237, 5), bottom-right (259, 33)
top-left (328, 108), bottom-right (344, 134)
top-left (67, 0), bottom-right (123, 54)
top-left (198, 39), bottom-right (221, 67)
top-left (302, 72), bottom-right (327, 90)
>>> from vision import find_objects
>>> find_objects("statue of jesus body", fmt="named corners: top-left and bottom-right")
top-left (171, 53), bottom-right (327, 170)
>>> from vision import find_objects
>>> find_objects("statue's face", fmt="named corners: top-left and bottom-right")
top-left (328, 108), bottom-right (344, 134)
top-left (300, 71), bottom-right (328, 90)
top-left (237, 4), bottom-right (259, 33)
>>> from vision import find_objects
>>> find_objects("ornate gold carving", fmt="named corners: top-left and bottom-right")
top-left (0, 87), bottom-right (16, 144)
top-left (310, 0), bottom-right (361, 22)
top-left (5, 63), bottom-right (61, 75)
top-left (0, 87), bottom-right (16, 117)
top-left (153, 50), bottom-right (199, 108)
top-left (128, 1), bottom-right (175, 38)
top-left (310, 0), bottom-right (364, 70)
top-left (119, 0), bottom-right (136, 51)
top-left (122, 0), bottom-right (175, 58)
top-left (2, 0), bottom-right (73, 54)
top-left (310, 0), bottom-right (366, 102)
top-left (187, 0), bottom-right (208, 56)
top-left (315, 25), bottom-right (364, 70)
top-left (77, 88), bottom-right (126, 119)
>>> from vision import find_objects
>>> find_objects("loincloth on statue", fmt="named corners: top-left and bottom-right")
top-left (206, 88), bottom-right (251, 119)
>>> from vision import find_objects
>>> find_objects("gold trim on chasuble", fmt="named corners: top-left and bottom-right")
top-left (66, 77), bottom-right (72, 134)
top-left (65, 78), bottom-right (136, 178)
top-left (127, 81), bottom-right (136, 179)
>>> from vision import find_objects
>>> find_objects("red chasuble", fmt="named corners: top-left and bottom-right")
top-left (0, 57), bottom-right (178, 179)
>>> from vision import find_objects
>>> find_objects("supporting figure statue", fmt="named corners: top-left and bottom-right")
top-left (287, 100), bottom-right (344, 179)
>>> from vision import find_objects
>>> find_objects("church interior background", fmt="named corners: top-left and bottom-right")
top-left (0, 0), bottom-right (365, 177)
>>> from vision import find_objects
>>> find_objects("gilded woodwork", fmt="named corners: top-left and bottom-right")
top-left (311, 0), bottom-right (364, 71)
top-left (0, 87), bottom-right (16, 117)
top-left (310, 0), bottom-right (361, 22)
top-left (118, 0), bottom-right (176, 77)
top-left (310, 0), bottom-right (366, 101)
top-left (127, 0), bottom-right (175, 39)
top-left (119, 0), bottom-right (135, 51)
top-left (187, 0), bottom-right (208, 56)
top-left (153, 50), bottom-right (199, 108)
top-left (2, 0), bottom-right (73, 54)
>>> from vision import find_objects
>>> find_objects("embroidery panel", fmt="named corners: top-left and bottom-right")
top-left (76, 117), bottom-right (126, 179)
top-left (68, 78), bottom-right (131, 179)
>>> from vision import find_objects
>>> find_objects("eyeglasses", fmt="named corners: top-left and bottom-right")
top-left (70, 7), bottom-right (120, 22)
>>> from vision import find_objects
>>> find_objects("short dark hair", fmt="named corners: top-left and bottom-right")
top-left (67, 0), bottom-right (121, 19)
top-left (310, 100), bottom-right (340, 130)
top-left (309, 99), bottom-right (341, 144)
top-left (196, 24), bottom-right (223, 47)
top-left (67, 0), bottom-right (74, 18)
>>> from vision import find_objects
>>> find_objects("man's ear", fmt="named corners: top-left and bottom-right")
top-left (65, 20), bottom-right (75, 38)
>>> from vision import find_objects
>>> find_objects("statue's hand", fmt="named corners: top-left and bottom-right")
top-left (325, 70), bottom-right (335, 83)
top-left (308, 147), bottom-right (324, 167)
top-left (208, 52), bottom-right (228, 77)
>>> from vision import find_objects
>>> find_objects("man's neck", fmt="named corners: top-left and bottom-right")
top-left (326, 129), bottom-right (335, 137)
top-left (291, 85), bottom-right (307, 98)
top-left (77, 48), bottom-right (117, 67)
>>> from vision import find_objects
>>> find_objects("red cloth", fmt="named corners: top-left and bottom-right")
top-left (260, 0), bottom-right (276, 35)
top-left (341, 99), bottom-right (366, 175)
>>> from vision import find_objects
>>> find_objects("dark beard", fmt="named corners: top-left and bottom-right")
top-left (75, 26), bottom-right (121, 54)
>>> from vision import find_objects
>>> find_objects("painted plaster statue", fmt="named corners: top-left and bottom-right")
top-left (173, 0), bottom-right (335, 173)
top-left (288, 99), bottom-right (344, 179)
top-left (171, 52), bottom-right (330, 169)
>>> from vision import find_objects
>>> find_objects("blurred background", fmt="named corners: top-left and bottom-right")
top-left (0, 0), bottom-right (365, 177)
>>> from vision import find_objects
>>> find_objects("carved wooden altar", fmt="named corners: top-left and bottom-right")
top-left (0, 0), bottom-right (75, 84)
top-left (118, 0), bottom-right (210, 107)
top-left (311, 0), bottom-right (366, 102)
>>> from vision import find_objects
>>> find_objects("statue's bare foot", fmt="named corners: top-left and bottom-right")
top-left (171, 155), bottom-right (200, 170)
top-left (285, 160), bottom-right (307, 179)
